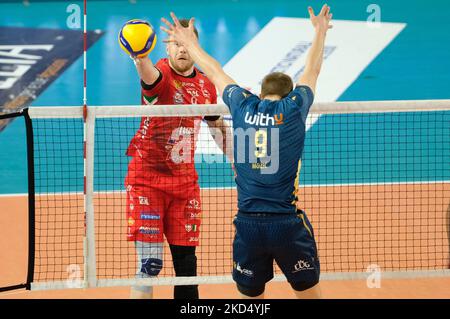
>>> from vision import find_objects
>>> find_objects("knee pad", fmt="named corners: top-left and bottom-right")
top-left (141, 258), bottom-right (163, 276)
top-left (135, 241), bottom-right (163, 277)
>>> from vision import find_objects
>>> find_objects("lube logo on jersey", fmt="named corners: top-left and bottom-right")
top-left (244, 112), bottom-right (284, 126)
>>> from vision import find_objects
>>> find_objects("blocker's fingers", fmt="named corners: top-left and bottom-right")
top-left (160, 26), bottom-right (173, 35)
top-left (319, 4), bottom-right (328, 16)
top-left (161, 17), bottom-right (174, 29)
top-left (189, 17), bottom-right (195, 29)
top-left (170, 12), bottom-right (182, 27)
top-left (308, 6), bottom-right (315, 18)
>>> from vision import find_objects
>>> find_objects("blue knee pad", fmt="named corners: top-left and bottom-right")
top-left (141, 258), bottom-right (163, 276)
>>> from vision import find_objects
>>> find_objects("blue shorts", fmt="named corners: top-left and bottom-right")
top-left (232, 210), bottom-right (320, 291)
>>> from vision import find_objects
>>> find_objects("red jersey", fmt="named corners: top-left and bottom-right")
top-left (126, 58), bottom-right (217, 179)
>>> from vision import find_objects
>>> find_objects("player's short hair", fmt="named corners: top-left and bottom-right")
top-left (260, 72), bottom-right (293, 99)
top-left (178, 18), bottom-right (199, 39)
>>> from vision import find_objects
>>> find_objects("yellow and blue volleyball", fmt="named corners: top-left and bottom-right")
top-left (118, 19), bottom-right (157, 58)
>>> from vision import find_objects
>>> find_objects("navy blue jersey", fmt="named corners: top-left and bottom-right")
top-left (223, 84), bottom-right (314, 213)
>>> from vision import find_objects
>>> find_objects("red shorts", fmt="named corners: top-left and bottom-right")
top-left (125, 176), bottom-right (201, 246)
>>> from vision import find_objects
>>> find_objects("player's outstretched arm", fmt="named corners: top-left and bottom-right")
top-left (132, 55), bottom-right (161, 86)
top-left (297, 4), bottom-right (333, 94)
top-left (161, 12), bottom-right (236, 97)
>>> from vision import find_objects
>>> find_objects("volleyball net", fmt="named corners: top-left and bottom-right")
top-left (0, 100), bottom-right (449, 291)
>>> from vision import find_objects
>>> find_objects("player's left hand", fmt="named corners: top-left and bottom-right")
top-left (308, 4), bottom-right (333, 33)
top-left (160, 12), bottom-right (198, 47)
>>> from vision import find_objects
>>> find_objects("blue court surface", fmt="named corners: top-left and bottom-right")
top-left (0, 0), bottom-right (449, 194)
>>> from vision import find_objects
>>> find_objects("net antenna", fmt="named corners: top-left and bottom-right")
top-left (82, 0), bottom-right (97, 288)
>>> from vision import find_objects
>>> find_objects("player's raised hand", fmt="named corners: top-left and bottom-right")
top-left (160, 12), bottom-right (198, 46)
top-left (308, 4), bottom-right (333, 33)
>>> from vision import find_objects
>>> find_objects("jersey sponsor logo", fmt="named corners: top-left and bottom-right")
top-left (226, 85), bottom-right (239, 100)
top-left (233, 262), bottom-right (254, 277)
top-left (244, 112), bottom-right (284, 127)
top-left (292, 259), bottom-right (315, 273)
top-left (187, 198), bottom-right (200, 210)
top-left (138, 196), bottom-right (149, 205)
top-left (177, 126), bottom-right (194, 135)
top-left (183, 82), bottom-right (196, 88)
top-left (202, 88), bottom-right (211, 99)
top-left (188, 237), bottom-right (199, 242)
top-left (186, 88), bottom-right (200, 104)
top-left (188, 212), bottom-right (201, 219)
top-left (274, 114), bottom-right (284, 125)
top-left (173, 90), bottom-right (184, 104)
top-left (139, 117), bottom-right (151, 139)
top-left (173, 80), bottom-right (182, 90)
top-left (185, 224), bottom-right (198, 232)
top-left (139, 226), bottom-right (160, 235)
top-left (140, 212), bottom-right (160, 220)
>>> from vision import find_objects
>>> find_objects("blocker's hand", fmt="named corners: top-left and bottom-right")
top-left (308, 4), bottom-right (333, 33)
top-left (160, 12), bottom-right (198, 47)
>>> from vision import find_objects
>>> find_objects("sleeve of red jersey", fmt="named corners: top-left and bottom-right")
top-left (140, 60), bottom-right (169, 105)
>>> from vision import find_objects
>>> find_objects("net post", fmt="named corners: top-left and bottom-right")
top-left (22, 108), bottom-right (35, 290)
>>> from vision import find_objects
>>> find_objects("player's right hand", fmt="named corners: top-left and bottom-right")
top-left (308, 4), bottom-right (333, 33)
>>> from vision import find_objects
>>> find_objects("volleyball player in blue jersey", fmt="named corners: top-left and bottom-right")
top-left (161, 4), bottom-right (332, 298)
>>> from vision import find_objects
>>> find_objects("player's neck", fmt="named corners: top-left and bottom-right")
top-left (262, 94), bottom-right (282, 101)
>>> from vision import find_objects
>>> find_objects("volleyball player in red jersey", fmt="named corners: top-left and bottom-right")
top-left (124, 19), bottom-right (231, 299)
